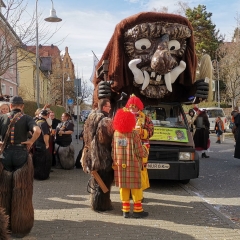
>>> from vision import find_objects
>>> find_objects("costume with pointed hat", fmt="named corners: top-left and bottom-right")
top-left (126, 95), bottom-right (154, 191)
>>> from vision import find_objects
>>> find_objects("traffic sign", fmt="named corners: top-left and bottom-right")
top-left (67, 98), bottom-right (74, 105)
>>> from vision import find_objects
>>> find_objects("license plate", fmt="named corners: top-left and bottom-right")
top-left (147, 163), bottom-right (170, 169)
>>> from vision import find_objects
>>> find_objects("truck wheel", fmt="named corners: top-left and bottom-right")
top-left (180, 179), bottom-right (190, 184)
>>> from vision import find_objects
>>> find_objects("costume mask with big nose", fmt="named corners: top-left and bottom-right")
top-left (124, 21), bottom-right (191, 98)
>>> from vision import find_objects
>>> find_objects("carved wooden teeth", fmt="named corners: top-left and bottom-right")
top-left (156, 75), bottom-right (161, 81)
top-left (151, 72), bottom-right (156, 78)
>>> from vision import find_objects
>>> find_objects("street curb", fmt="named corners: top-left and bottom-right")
top-left (179, 183), bottom-right (240, 232)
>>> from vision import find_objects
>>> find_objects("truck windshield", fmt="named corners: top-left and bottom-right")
top-left (143, 104), bottom-right (187, 128)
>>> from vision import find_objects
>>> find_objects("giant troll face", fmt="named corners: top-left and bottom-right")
top-left (124, 21), bottom-right (192, 98)
top-left (94, 12), bottom-right (201, 105)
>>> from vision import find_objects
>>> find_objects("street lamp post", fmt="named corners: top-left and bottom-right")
top-left (62, 73), bottom-right (71, 109)
top-left (216, 60), bottom-right (220, 108)
top-left (36, 0), bottom-right (62, 108)
top-left (74, 78), bottom-right (81, 144)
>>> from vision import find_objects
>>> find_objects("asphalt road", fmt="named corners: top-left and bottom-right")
top-left (189, 134), bottom-right (240, 227)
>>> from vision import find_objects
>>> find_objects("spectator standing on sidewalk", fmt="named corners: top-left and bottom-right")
top-left (32, 110), bottom-right (51, 180)
top-left (193, 108), bottom-right (210, 158)
top-left (233, 108), bottom-right (240, 159)
top-left (231, 107), bottom-right (239, 144)
top-left (215, 116), bottom-right (224, 144)
top-left (49, 111), bottom-right (61, 166)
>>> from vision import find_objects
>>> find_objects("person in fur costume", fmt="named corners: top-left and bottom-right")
top-left (0, 96), bottom-right (41, 238)
top-left (112, 108), bottom-right (149, 218)
top-left (0, 207), bottom-right (9, 240)
top-left (125, 94), bottom-right (154, 193)
top-left (93, 12), bottom-right (209, 107)
top-left (81, 98), bottom-right (114, 211)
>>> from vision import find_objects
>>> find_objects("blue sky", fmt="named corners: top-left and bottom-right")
top-left (24, 0), bottom-right (240, 82)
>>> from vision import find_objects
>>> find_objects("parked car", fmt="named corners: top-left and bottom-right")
top-left (200, 107), bottom-right (228, 132)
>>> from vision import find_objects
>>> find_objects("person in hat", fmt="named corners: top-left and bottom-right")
top-left (125, 94), bottom-right (154, 198)
top-left (32, 109), bottom-right (52, 180)
top-left (0, 96), bottom-right (41, 237)
top-left (112, 108), bottom-right (149, 218)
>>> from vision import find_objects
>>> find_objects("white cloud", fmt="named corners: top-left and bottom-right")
top-left (45, 10), bottom-right (122, 81)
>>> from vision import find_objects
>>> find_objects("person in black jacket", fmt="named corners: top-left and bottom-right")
top-left (49, 111), bottom-right (61, 130)
top-left (49, 111), bottom-right (61, 166)
top-left (0, 96), bottom-right (41, 238)
top-left (193, 109), bottom-right (210, 158)
top-left (234, 110), bottom-right (240, 159)
top-left (33, 110), bottom-right (51, 180)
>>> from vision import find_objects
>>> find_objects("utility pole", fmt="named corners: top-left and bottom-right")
top-left (75, 77), bottom-right (81, 144)
top-left (76, 80), bottom-right (80, 144)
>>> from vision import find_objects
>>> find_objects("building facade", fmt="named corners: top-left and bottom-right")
top-left (17, 48), bottom-right (49, 103)
top-left (0, 9), bottom-right (20, 98)
top-left (27, 44), bottom-right (75, 107)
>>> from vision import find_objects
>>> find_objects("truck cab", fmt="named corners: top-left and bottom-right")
top-left (143, 102), bottom-right (199, 183)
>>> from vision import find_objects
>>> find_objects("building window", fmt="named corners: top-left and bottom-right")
top-left (2, 84), bottom-right (6, 94)
top-left (9, 87), bottom-right (13, 96)
top-left (9, 45), bottom-right (14, 73)
top-left (65, 59), bottom-right (69, 68)
top-left (0, 36), bottom-right (7, 69)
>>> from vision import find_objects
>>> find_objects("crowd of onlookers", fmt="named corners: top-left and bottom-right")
top-left (0, 99), bottom-right (81, 177)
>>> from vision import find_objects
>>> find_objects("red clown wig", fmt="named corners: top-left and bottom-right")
top-left (125, 94), bottom-right (144, 111)
top-left (113, 108), bottom-right (136, 133)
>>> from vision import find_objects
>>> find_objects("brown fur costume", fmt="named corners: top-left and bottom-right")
top-left (93, 12), bottom-right (199, 106)
top-left (54, 144), bottom-right (75, 170)
top-left (0, 206), bottom-right (9, 240)
top-left (81, 110), bottom-right (114, 211)
top-left (0, 155), bottom-right (34, 238)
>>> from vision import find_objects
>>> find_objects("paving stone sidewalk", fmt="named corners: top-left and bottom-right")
top-left (10, 125), bottom-right (240, 240)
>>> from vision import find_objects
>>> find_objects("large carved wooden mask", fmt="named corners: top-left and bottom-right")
top-left (124, 22), bottom-right (192, 98)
